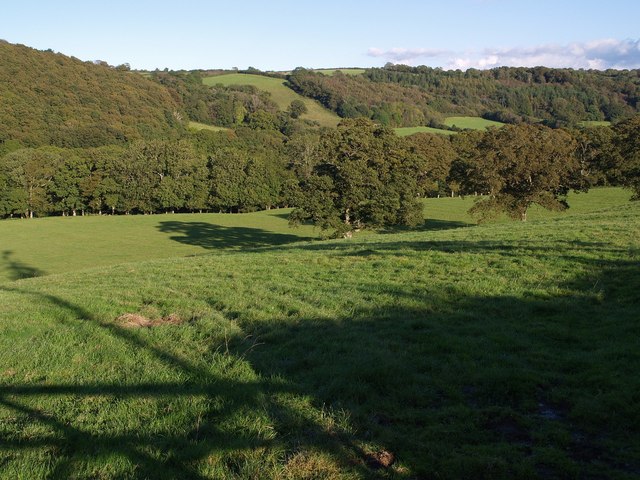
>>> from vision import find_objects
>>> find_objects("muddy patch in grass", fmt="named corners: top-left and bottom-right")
top-left (365, 449), bottom-right (396, 469)
top-left (116, 313), bottom-right (183, 328)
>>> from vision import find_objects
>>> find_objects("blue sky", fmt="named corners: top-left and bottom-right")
top-left (3, 0), bottom-right (640, 71)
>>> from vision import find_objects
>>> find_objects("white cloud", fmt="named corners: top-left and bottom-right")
top-left (368, 39), bottom-right (640, 70)
top-left (367, 47), bottom-right (451, 64)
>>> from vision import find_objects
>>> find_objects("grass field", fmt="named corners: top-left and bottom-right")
top-left (0, 189), bottom-right (629, 283)
top-left (444, 116), bottom-right (505, 130)
top-left (396, 117), bottom-right (505, 137)
top-left (1, 188), bottom-right (638, 478)
top-left (0, 210), bottom-right (319, 283)
top-left (202, 74), bottom-right (340, 127)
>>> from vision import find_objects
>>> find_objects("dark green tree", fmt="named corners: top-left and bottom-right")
top-left (290, 119), bottom-right (423, 236)
top-left (405, 132), bottom-right (456, 197)
top-left (572, 126), bottom-right (618, 186)
top-left (2, 148), bottom-right (62, 218)
top-left (463, 124), bottom-right (585, 221)
top-left (51, 152), bottom-right (90, 216)
top-left (613, 115), bottom-right (640, 199)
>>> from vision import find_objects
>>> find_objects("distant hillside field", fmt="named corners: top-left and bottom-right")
top-left (444, 116), bottom-right (505, 130)
top-left (579, 120), bottom-right (613, 127)
top-left (203, 73), bottom-right (340, 127)
top-left (395, 116), bottom-right (505, 136)
top-left (314, 68), bottom-right (366, 76)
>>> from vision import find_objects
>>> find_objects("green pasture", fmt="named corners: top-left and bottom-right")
top-left (0, 188), bottom-right (630, 283)
top-left (202, 73), bottom-right (340, 127)
top-left (0, 188), bottom-right (638, 478)
top-left (396, 117), bottom-right (505, 137)
top-left (444, 116), bottom-right (505, 130)
top-left (0, 209), bottom-right (318, 283)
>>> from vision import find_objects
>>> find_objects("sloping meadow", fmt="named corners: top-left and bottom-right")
top-left (0, 202), bottom-right (639, 479)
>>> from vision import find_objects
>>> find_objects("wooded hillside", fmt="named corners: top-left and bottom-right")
top-left (0, 41), bottom-right (185, 148)
top-left (286, 65), bottom-right (640, 127)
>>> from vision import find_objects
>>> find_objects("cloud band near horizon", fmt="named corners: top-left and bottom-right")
top-left (367, 39), bottom-right (640, 70)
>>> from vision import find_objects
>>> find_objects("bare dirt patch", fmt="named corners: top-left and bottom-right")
top-left (116, 313), bottom-right (183, 328)
top-left (365, 449), bottom-right (396, 469)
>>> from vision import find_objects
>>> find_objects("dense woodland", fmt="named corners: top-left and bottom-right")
top-left (1, 41), bottom-right (639, 234)
top-left (287, 65), bottom-right (640, 127)
top-left (0, 41), bottom-right (184, 148)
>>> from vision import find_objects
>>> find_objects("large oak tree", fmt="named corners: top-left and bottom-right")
top-left (462, 124), bottom-right (585, 221)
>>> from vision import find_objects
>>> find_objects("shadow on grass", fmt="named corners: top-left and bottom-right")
top-left (381, 218), bottom-right (473, 234)
top-left (0, 238), bottom-right (638, 478)
top-left (287, 237), bottom-right (631, 266)
top-left (1, 250), bottom-right (45, 281)
top-left (0, 285), bottom-right (379, 479)
top-left (157, 221), bottom-right (312, 250)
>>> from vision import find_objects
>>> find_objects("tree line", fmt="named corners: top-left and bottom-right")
top-left (2, 116), bottom-right (638, 236)
top-left (0, 128), bottom-right (293, 218)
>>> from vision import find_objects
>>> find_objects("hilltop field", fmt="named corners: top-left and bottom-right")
top-left (203, 73), bottom-right (340, 127)
top-left (1, 188), bottom-right (638, 479)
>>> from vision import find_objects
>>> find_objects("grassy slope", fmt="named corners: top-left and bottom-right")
top-left (579, 121), bottom-right (612, 127)
top-left (202, 74), bottom-right (340, 127)
top-left (396, 116), bottom-right (505, 136)
top-left (0, 189), bottom-right (638, 478)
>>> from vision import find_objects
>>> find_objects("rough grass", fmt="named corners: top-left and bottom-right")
top-left (0, 188), bottom-right (638, 478)
top-left (203, 73), bottom-right (340, 127)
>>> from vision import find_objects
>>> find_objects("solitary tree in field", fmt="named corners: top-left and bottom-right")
top-left (289, 118), bottom-right (423, 237)
top-left (463, 124), bottom-right (584, 222)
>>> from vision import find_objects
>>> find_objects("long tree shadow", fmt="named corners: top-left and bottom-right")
top-left (0, 285), bottom-right (385, 479)
top-left (237, 257), bottom-right (640, 478)
top-left (0, 241), bottom-right (638, 478)
top-left (287, 237), bottom-right (632, 266)
top-left (380, 218), bottom-right (473, 234)
top-left (1, 250), bottom-right (45, 281)
top-left (157, 221), bottom-right (313, 250)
